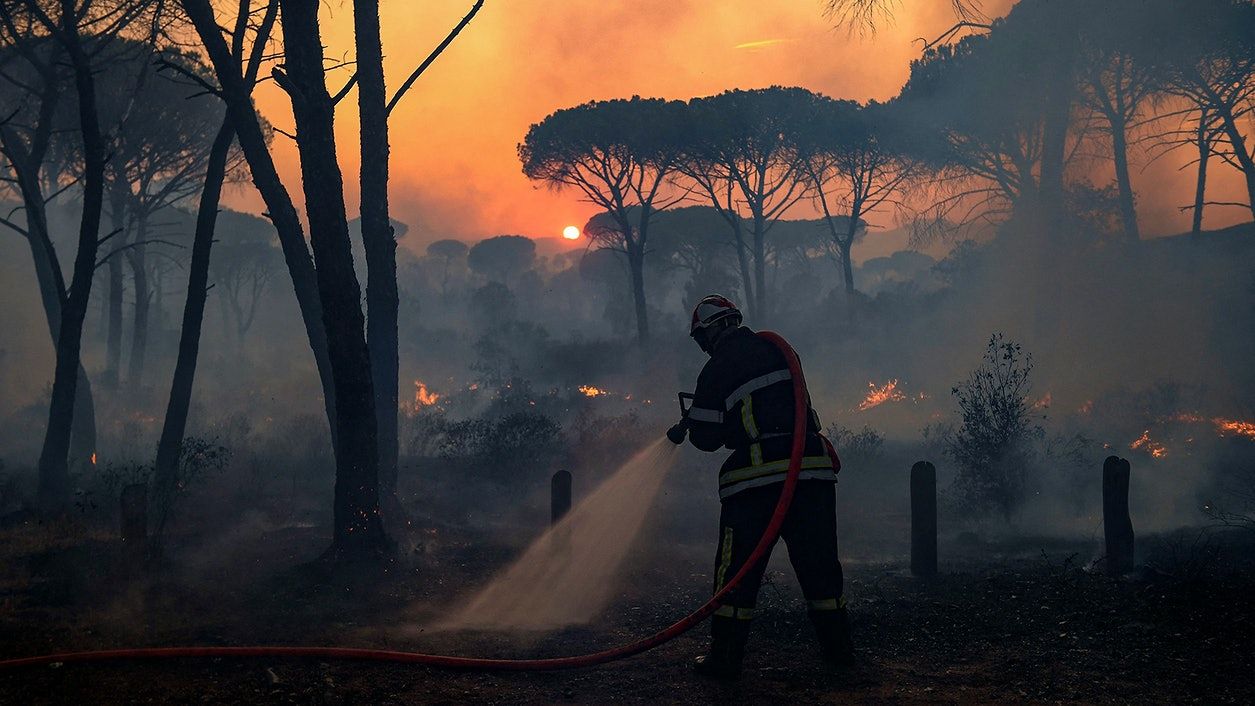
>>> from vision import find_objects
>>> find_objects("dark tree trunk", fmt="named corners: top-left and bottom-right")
top-left (1037, 9), bottom-right (1078, 238)
top-left (153, 119), bottom-right (234, 529)
top-left (1110, 120), bottom-right (1140, 242)
top-left (1039, 77), bottom-right (1072, 234)
top-left (71, 369), bottom-right (96, 472)
top-left (105, 184), bottom-right (127, 389)
top-left (280, 0), bottom-right (387, 555)
top-left (1192, 112), bottom-right (1210, 238)
top-left (353, 0), bottom-right (402, 517)
top-left (731, 219), bottom-right (754, 313)
top-left (37, 3), bottom-right (106, 511)
top-left (126, 220), bottom-right (149, 389)
top-left (182, 0), bottom-right (340, 453)
top-left (751, 211), bottom-right (767, 318)
top-left (1216, 107), bottom-right (1255, 222)
top-left (6, 144), bottom-right (98, 473)
top-left (839, 239), bottom-right (855, 296)
top-left (627, 242), bottom-right (649, 343)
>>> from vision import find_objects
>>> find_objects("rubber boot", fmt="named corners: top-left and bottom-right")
top-left (693, 615), bottom-right (750, 680)
top-left (809, 606), bottom-right (855, 667)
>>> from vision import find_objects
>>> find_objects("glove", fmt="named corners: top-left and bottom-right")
top-left (666, 420), bottom-right (689, 445)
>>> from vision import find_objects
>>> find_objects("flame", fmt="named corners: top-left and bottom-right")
top-left (1078, 400), bottom-right (1093, 414)
top-left (858, 379), bottom-right (906, 411)
top-left (1215, 417), bottom-right (1255, 440)
top-left (414, 381), bottom-right (441, 407)
top-left (579, 385), bottom-right (609, 398)
top-left (1130, 430), bottom-right (1168, 458)
top-left (1032, 392), bottom-right (1052, 410)
top-left (1163, 412), bottom-right (1255, 441)
top-left (90, 452), bottom-right (97, 466)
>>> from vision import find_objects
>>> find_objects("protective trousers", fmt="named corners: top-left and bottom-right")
top-left (710, 479), bottom-right (849, 663)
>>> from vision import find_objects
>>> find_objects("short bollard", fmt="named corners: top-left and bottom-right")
top-left (551, 470), bottom-right (572, 526)
top-left (550, 470), bottom-right (572, 554)
top-left (911, 461), bottom-right (937, 577)
top-left (1103, 456), bottom-right (1134, 575)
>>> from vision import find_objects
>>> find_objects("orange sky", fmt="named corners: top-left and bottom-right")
top-left (223, 0), bottom-right (1249, 254)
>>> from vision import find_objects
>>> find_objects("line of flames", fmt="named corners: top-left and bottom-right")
top-left (858, 379), bottom-right (907, 411)
top-left (1128, 412), bottom-right (1255, 458)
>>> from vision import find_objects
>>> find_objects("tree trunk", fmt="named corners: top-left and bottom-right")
top-left (1192, 112), bottom-right (1209, 238)
top-left (153, 119), bottom-right (234, 532)
top-left (627, 242), bottom-right (649, 343)
top-left (126, 218), bottom-right (149, 389)
top-left (1038, 14), bottom-right (1078, 237)
top-left (9, 151), bottom-right (97, 473)
top-left (840, 238), bottom-right (855, 296)
top-left (37, 4), bottom-right (106, 511)
top-left (280, 0), bottom-right (387, 556)
top-left (353, 0), bottom-right (402, 517)
top-left (731, 219), bottom-right (754, 314)
top-left (71, 369), bottom-right (96, 473)
top-left (752, 211), bottom-right (767, 318)
top-left (1110, 119), bottom-right (1140, 242)
top-left (182, 0), bottom-right (340, 453)
top-left (1216, 106), bottom-right (1255, 222)
top-left (105, 183), bottom-right (127, 389)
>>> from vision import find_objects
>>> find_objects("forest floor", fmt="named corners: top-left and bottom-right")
top-left (0, 513), bottom-right (1252, 705)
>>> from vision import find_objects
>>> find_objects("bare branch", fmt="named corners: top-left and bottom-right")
top-left (386, 0), bottom-right (485, 116)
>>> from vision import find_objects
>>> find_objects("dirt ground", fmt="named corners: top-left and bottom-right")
top-left (0, 514), bottom-right (1252, 705)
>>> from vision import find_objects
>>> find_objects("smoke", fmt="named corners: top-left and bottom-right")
top-left (433, 438), bottom-right (677, 631)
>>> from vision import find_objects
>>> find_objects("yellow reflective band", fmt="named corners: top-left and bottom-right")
top-left (719, 469), bottom-right (838, 499)
top-left (749, 442), bottom-right (763, 466)
top-left (740, 395), bottom-right (759, 440)
top-left (714, 605), bottom-right (755, 620)
top-left (715, 526), bottom-right (734, 590)
top-left (808, 598), bottom-right (841, 611)
top-left (719, 456), bottom-right (834, 485)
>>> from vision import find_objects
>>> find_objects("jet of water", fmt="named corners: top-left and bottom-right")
top-left (438, 437), bottom-right (679, 631)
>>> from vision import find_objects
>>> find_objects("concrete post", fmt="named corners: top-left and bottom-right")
top-left (911, 461), bottom-right (937, 577)
top-left (551, 470), bottom-right (572, 526)
top-left (1103, 456), bottom-right (1134, 575)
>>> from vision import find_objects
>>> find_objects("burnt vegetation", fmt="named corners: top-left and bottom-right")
top-left (0, 0), bottom-right (1254, 702)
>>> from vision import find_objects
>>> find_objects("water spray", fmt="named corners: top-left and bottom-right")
top-left (0, 331), bottom-right (811, 673)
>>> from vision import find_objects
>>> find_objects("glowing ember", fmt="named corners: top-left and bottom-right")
top-left (1162, 412), bottom-right (1255, 441)
top-left (1215, 417), bottom-right (1255, 440)
top-left (1078, 400), bottom-right (1093, 414)
top-left (858, 379), bottom-right (906, 411)
top-left (1130, 430), bottom-right (1168, 458)
top-left (1032, 392), bottom-right (1053, 410)
top-left (579, 385), bottom-right (609, 398)
top-left (90, 452), bottom-right (97, 466)
top-left (414, 381), bottom-right (441, 407)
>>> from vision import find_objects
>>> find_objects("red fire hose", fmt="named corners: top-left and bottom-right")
top-left (0, 331), bottom-right (813, 672)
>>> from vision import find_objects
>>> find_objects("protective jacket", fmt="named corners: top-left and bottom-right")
top-left (686, 326), bottom-right (839, 499)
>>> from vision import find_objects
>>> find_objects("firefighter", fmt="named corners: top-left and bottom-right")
top-left (667, 294), bottom-right (853, 679)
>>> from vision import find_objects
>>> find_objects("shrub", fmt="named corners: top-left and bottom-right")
top-left (824, 423), bottom-right (885, 471)
top-left (946, 334), bottom-right (1041, 520)
top-left (440, 411), bottom-right (562, 485)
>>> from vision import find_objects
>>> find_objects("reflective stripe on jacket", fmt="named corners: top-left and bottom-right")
top-left (685, 326), bottom-right (837, 499)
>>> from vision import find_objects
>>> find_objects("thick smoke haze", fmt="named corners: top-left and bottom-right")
top-left (1, 1), bottom-right (1254, 701)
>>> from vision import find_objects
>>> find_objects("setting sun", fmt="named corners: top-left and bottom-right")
top-left (562, 225), bottom-right (581, 240)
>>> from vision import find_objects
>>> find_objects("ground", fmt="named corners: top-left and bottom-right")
top-left (0, 514), bottom-right (1252, 705)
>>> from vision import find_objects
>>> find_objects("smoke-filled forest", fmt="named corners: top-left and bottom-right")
top-left (1, 0), bottom-right (1254, 703)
